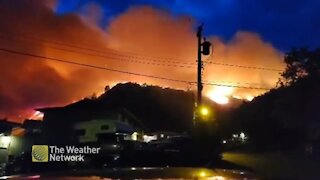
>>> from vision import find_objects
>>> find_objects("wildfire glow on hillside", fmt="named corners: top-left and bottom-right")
top-left (0, 1), bottom-right (285, 121)
top-left (207, 87), bottom-right (257, 104)
top-left (207, 87), bottom-right (235, 104)
top-left (29, 111), bottom-right (44, 120)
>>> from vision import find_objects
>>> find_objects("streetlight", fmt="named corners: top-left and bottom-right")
top-left (192, 104), bottom-right (214, 127)
top-left (200, 106), bottom-right (209, 116)
top-left (194, 105), bottom-right (212, 122)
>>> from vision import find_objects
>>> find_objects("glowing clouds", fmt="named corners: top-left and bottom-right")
top-left (0, 0), bottom-right (109, 121)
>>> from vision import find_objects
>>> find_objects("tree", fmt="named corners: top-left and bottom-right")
top-left (104, 85), bottom-right (110, 92)
top-left (278, 48), bottom-right (320, 86)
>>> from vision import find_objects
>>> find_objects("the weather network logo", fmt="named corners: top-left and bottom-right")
top-left (32, 145), bottom-right (49, 162)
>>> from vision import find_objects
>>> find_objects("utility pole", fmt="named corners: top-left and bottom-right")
top-left (197, 24), bottom-right (203, 106)
top-left (194, 24), bottom-right (212, 125)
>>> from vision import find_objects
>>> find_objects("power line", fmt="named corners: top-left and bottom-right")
top-left (0, 32), bottom-right (283, 72)
top-left (0, 47), bottom-right (193, 83)
top-left (0, 34), bottom-right (194, 68)
top-left (0, 32), bottom-right (195, 65)
top-left (204, 61), bottom-right (282, 72)
top-left (203, 81), bottom-right (271, 90)
top-left (0, 47), bottom-right (273, 90)
top-left (203, 80), bottom-right (271, 87)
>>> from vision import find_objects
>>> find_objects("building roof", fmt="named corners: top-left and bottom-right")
top-left (36, 98), bottom-right (147, 130)
top-left (36, 98), bottom-right (97, 113)
top-left (0, 119), bottom-right (21, 126)
top-left (22, 119), bottom-right (42, 129)
top-left (0, 119), bottom-right (21, 134)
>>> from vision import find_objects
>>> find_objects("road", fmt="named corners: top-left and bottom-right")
top-left (223, 152), bottom-right (320, 179)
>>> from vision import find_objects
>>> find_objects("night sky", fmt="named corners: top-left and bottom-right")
top-left (55, 0), bottom-right (320, 51)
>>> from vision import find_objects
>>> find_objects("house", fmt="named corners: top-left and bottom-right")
top-left (0, 119), bottom-right (21, 164)
top-left (37, 98), bottom-right (145, 144)
top-left (21, 119), bottom-right (42, 135)
top-left (73, 118), bottom-right (141, 143)
top-left (0, 119), bottom-right (43, 165)
top-left (0, 119), bottom-right (21, 134)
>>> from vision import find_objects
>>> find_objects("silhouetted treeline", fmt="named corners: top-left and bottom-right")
top-left (220, 48), bottom-right (320, 152)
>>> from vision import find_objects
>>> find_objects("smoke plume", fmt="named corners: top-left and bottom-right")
top-left (0, 1), bottom-right (285, 121)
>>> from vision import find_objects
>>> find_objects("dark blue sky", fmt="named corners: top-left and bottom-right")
top-left (55, 0), bottom-right (320, 51)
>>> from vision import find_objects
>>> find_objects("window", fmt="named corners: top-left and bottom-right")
top-left (101, 125), bottom-right (109, 130)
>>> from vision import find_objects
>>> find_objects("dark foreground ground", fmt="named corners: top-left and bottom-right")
top-left (223, 152), bottom-right (320, 179)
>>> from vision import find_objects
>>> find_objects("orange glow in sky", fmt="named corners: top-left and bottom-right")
top-left (0, 3), bottom-right (285, 121)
